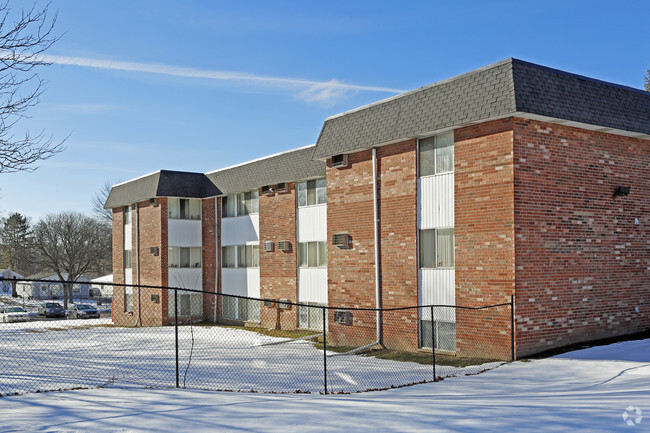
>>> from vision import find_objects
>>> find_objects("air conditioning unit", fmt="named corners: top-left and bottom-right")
top-left (334, 310), bottom-right (352, 326)
top-left (263, 241), bottom-right (274, 252)
top-left (278, 298), bottom-right (291, 310)
top-left (278, 240), bottom-right (291, 252)
top-left (276, 182), bottom-right (287, 193)
top-left (331, 154), bottom-right (348, 168)
top-left (261, 185), bottom-right (274, 195)
top-left (263, 298), bottom-right (276, 307)
top-left (332, 232), bottom-right (350, 249)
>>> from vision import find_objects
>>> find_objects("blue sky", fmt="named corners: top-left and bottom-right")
top-left (1, 0), bottom-right (649, 221)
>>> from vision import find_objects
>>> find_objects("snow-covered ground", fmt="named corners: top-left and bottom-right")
top-left (0, 338), bottom-right (648, 432)
top-left (0, 320), bottom-right (500, 395)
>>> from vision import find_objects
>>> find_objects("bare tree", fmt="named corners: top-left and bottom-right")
top-left (0, 2), bottom-right (64, 173)
top-left (33, 212), bottom-right (111, 308)
top-left (92, 180), bottom-right (119, 224)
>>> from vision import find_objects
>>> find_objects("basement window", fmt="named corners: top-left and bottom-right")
top-left (419, 131), bottom-right (454, 177)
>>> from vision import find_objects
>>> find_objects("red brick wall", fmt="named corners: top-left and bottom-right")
top-left (111, 207), bottom-right (124, 324)
top-left (202, 198), bottom-right (217, 321)
top-left (454, 119), bottom-right (516, 359)
top-left (113, 200), bottom-right (166, 326)
top-left (513, 118), bottom-right (650, 356)
top-left (327, 141), bottom-right (418, 349)
top-left (259, 183), bottom-right (298, 329)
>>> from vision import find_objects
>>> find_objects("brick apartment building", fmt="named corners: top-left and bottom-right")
top-left (105, 58), bottom-right (650, 358)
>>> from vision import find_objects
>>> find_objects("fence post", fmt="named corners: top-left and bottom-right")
top-left (323, 306), bottom-right (327, 395)
top-left (430, 306), bottom-right (436, 382)
top-left (510, 294), bottom-right (515, 361)
top-left (175, 288), bottom-right (179, 388)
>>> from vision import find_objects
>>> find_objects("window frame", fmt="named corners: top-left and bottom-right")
top-left (298, 241), bottom-right (327, 269)
top-left (168, 247), bottom-right (202, 268)
top-left (419, 228), bottom-right (455, 269)
top-left (297, 178), bottom-right (327, 207)
top-left (222, 190), bottom-right (259, 218)
top-left (418, 131), bottom-right (454, 177)
top-left (168, 198), bottom-right (202, 220)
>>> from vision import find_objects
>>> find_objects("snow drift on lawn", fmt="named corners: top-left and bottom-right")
top-left (1, 338), bottom-right (648, 432)
top-left (0, 320), bottom-right (501, 395)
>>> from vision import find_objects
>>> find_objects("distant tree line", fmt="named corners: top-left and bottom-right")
top-left (0, 211), bottom-right (112, 307)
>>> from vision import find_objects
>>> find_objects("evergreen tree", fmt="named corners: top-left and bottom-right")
top-left (0, 212), bottom-right (33, 275)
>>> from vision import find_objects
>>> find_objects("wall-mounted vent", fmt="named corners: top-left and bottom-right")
top-left (263, 241), bottom-right (274, 252)
top-left (149, 198), bottom-right (159, 207)
top-left (278, 240), bottom-right (291, 252)
top-left (261, 185), bottom-right (274, 195)
top-left (276, 182), bottom-right (287, 193)
top-left (278, 298), bottom-right (291, 310)
top-left (150, 246), bottom-right (159, 256)
top-left (331, 154), bottom-right (348, 168)
top-left (332, 233), bottom-right (350, 249)
top-left (334, 310), bottom-right (352, 326)
top-left (263, 298), bottom-right (276, 307)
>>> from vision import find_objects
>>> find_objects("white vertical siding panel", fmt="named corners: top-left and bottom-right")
top-left (124, 269), bottom-right (133, 286)
top-left (221, 268), bottom-right (260, 298)
top-left (418, 173), bottom-right (454, 229)
top-left (297, 204), bottom-right (327, 242)
top-left (168, 268), bottom-right (202, 290)
top-left (419, 269), bottom-right (455, 322)
top-left (222, 215), bottom-right (260, 245)
top-left (298, 268), bottom-right (328, 304)
top-left (168, 220), bottom-right (202, 246)
top-left (124, 223), bottom-right (132, 250)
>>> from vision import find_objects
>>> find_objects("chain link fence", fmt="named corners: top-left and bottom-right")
top-left (0, 278), bottom-right (512, 395)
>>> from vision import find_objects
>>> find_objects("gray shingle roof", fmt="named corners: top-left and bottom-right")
top-left (104, 170), bottom-right (220, 209)
top-left (105, 146), bottom-right (326, 209)
top-left (312, 58), bottom-right (650, 159)
top-left (206, 145), bottom-right (325, 194)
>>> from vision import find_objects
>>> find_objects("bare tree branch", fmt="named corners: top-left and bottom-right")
top-left (0, 1), bottom-right (64, 173)
top-left (92, 180), bottom-right (119, 224)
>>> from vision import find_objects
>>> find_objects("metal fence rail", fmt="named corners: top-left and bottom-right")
top-left (0, 278), bottom-right (513, 395)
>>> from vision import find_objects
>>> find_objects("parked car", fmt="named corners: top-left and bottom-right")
top-left (66, 304), bottom-right (100, 319)
top-left (0, 306), bottom-right (30, 323)
top-left (37, 302), bottom-right (65, 318)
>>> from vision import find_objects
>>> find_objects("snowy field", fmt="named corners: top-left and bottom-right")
top-left (0, 320), bottom-right (500, 395)
top-left (0, 338), bottom-right (648, 432)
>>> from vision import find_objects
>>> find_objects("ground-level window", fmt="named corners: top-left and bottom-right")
top-left (298, 302), bottom-right (326, 330)
top-left (169, 247), bottom-right (202, 268)
top-left (124, 286), bottom-right (133, 313)
top-left (298, 241), bottom-right (327, 268)
top-left (419, 228), bottom-right (454, 268)
top-left (168, 292), bottom-right (202, 317)
top-left (124, 250), bottom-right (132, 268)
top-left (420, 320), bottom-right (456, 352)
top-left (222, 296), bottom-right (260, 322)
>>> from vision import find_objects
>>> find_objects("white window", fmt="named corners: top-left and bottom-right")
top-left (222, 190), bottom-right (258, 218)
top-left (298, 302), bottom-right (326, 330)
top-left (168, 292), bottom-right (203, 317)
top-left (124, 286), bottom-right (133, 313)
top-left (419, 131), bottom-right (454, 177)
top-left (297, 179), bottom-right (327, 207)
top-left (221, 245), bottom-right (236, 268)
top-left (124, 250), bottom-right (132, 268)
top-left (168, 198), bottom-right (202, 220)
top-left (420, 320), bottom-right (456, 351)
top-left (231, 244), bottom-right (259, 268)
top-left (169, 247), bottom-right (202, 268)
top-left (222, 296), bottom-right (260, 322)
top-left (420, 228), bottom-right (454, 268)
top-left (298, 241), bottom-right (327, 268)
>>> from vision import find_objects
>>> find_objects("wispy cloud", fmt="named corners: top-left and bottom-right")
top-left (38, 54), bottom-right (406, 105)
